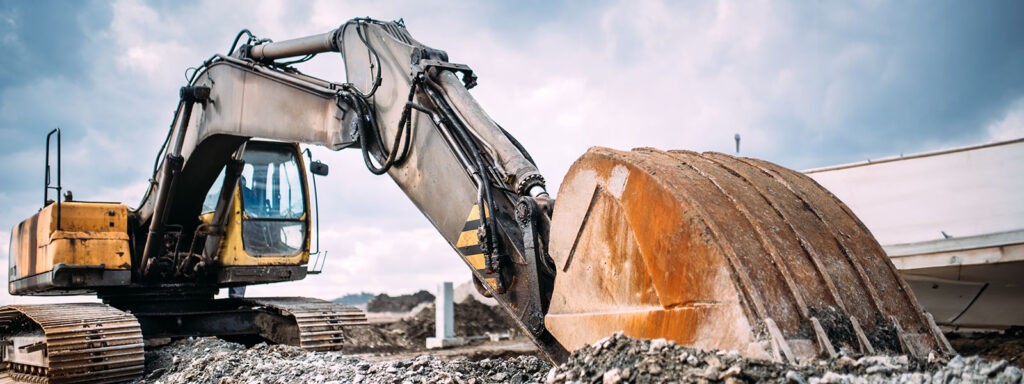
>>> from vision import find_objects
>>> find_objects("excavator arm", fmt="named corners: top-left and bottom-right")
top-left (126, 17), bottom-right (952, 363)
top-left (135, 18), bottom-right (567, 358)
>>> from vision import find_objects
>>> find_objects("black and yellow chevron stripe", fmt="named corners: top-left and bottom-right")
top-left (456, 204), bottom-right (499, 290)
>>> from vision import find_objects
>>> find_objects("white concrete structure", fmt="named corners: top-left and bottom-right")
top-left (426, 281), bottom-right (465, 349)
top-left (805, 138), bottom-right (1024, 329)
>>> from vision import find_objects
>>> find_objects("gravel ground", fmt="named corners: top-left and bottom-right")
top-left (555, 332), bottom-right (1023, 383)
top-left (949, 329), bottom-right (1024, 368)
top-left (137, 332), bottom-right (1024, 384)
top-left (137, 337), bottom-right (549, 384)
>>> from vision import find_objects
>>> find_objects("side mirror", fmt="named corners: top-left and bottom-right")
top-left (310, 160), bottom-right (329, 176)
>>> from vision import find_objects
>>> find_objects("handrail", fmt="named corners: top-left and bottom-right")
top-left (44, 128), bottom-right (62, 230)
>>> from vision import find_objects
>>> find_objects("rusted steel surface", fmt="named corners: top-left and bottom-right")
top-left (545, 147), bottom-right (952, 361)
top-left (0, 303), bottom-right (144, 383)
top-left (244, 297), bottom-right (368, 351)
top-left (9, 202), bottom-right (131, 282)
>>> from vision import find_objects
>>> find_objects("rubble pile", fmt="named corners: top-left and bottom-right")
top-left (332, 297), bottom-right (520, 353)
top-left (138, 333), bottom-right (1024, 384)
top-left (383, 304), bottom-right (434, 343)
top-left (453, 296), bottom-right (518, 337)
top-left (365, 290), bottom-right (435, 313)
top-left (550, 332), bottom-right (1024, 384)
top-left (340, 324), bottom-right (421, 354)
top-left (137, 337), bottom-right (550, 384)
top-left (383, 296), bottom-right (519, 344)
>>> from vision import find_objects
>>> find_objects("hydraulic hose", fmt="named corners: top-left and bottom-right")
top-left (422, 76), bottom-right (504, 278)
top-left (348, 78), bottom-right (419, 175)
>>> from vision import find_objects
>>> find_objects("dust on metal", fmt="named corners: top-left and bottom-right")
top-left (545, 147), bottom-right (952, 362)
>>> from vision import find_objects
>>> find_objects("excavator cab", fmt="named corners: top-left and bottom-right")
top-left (203, 141), bottom-right (316, 284)
top-left (8, 139), bottom-right (317, 297)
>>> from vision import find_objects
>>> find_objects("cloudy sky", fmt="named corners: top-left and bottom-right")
top-left (1, 0), bottom-right (1022, 304)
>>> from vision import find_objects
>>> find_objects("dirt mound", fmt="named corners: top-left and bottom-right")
top-left (386, 307), bottom-right (434, 344)
top-left (455, 296), bottom-right (518, 336)
top-left (385, 296), bottom-right (519, 344)
top-left (331, 292), bottom-right (375, 306)
top-left (338, 296), bottom-right (519, 353)
top-left (365, 290), bottom-right (434, 313)
top-left (949, 328), bottom-right (1024, 368)
top-left (340, 324), bottom-right (420, 354)
top-left (453, 279), bottom-right (499, 306)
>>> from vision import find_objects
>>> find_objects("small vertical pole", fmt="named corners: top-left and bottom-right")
top-left (55, 129), bottom-right (61, 229)
top-left (426, 281), bottom-right (464, 349)
top-left (436, 281), bottom-right (454, 339)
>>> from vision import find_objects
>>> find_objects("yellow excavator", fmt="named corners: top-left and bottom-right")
top-left (3, 18), bottom-right (952, 383)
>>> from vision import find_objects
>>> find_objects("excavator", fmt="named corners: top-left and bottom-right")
top-left (2, 18), bottom-right (953, 383)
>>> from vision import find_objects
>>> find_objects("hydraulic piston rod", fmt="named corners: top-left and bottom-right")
top-left (248, 31), bottom-right (339, 60)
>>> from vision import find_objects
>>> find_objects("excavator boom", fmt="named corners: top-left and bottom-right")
top-left (182, 18), bottom-right (951, 361)
top-left (2, 17), bottom-right (952, 382)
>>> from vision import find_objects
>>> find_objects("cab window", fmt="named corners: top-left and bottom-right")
top-left (239, 149), bottom-right (304, 219)
top-left (239, 144), bottom-right (307, 256)
top-left (201, 168), bottom-right (226, 214)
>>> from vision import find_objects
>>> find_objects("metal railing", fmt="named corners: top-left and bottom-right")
top-left (44, 128), bottom-right (62, 230)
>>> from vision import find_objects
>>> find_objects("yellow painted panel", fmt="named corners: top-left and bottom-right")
top-left (466, 204), bottom-right (489, 221)
top-left (219, 189), bottom-right (309, 267)
top-left (47, 235), bottom-right (131, 270)
top-left (465, 253), bottom-right (486, 270)
top-left (198, 212), bottom-right (214, 224)
top-left (39, 202), bottom-right (128, 234)
top-left (9, 202), bottom-right (130, 279)
top-left (10, 214), bottom-right (38, 278)
top-left (456, 229), bottom-right (479, 248)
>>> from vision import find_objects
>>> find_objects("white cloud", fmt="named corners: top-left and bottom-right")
top-left (2, 0), bottom-right (1022, 304)
top-left (987, 98), bottom-right (1024, 142)
top-left (0, 8), bottom-right (16, 46)
top-left (0, 230), bottom-right (8, 261)
top-left (105, 0), bottom-right (807, 298)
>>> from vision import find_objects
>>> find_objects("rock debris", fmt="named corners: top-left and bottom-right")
top-left (138, 337), bottom-right (548, 384)
top-left (138, 332), bottom-right (1024, 384)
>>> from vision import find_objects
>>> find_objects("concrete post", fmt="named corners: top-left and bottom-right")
top-left (426, 281), bottom-right (465, 349)
top-left (437, 281), bottom-right (454, 338)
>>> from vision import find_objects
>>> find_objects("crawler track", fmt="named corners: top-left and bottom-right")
top-left (0, 304), bottom-right (144, 384)
top-left (244, 297), bottom-right (369, 351)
